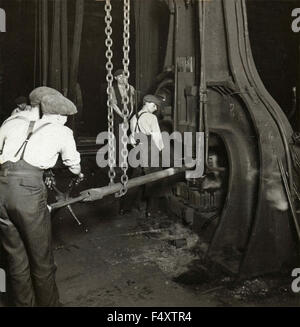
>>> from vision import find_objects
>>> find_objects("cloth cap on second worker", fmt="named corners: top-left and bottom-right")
top-left (29, 86), bottom-right (62, 106)
top-left (113, 69), bottom-right (124, 77)
top-left (15, 96), bottom-right (27, 105)
top-left (41, 94), bottom-right (77, 115)
top-left (143, 94), bottom-right (162, 106)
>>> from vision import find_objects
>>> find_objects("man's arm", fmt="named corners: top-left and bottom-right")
top-left (0, 128), bottom-right (5, 157)
top-left (129, 85), bottom-right (135, 117)
top-left (112, 103), bottom-right (123, 117)
top-left (60, 129), bottom-right (81, 175)
top-left (111, 87), bottom-right (123, 118)
top-left (129, 116), bottom-right (137, 145)
top-left (150, 115), bottom-right (164, 151)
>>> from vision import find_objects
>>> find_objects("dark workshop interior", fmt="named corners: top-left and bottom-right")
top-left (0, 0), bottom-right (300, 307)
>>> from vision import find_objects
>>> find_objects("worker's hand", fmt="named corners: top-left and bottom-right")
top-left (129, 134), bottom-right (136, 146)
top-left (44, 170), bottom-right (56, 190)
top-left (74, 173), bottom-right (85, 185)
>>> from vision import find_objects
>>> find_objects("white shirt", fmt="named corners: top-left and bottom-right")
top-left (3, 106), bottom-right (40, 126)
top-left (130, 108), bottom-right (164, 151)
top-left (0, 115), bottom-right (81, 174)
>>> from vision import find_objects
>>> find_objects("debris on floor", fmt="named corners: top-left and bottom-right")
top-left (48, 202), bottom-right (300, 307)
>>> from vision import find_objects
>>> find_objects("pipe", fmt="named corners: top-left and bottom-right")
top-left (198, 0), bottom-right (210, 171)
top-left (61, 0), bottom-right (69, 96)
top-left (173, 0), bottom-right (179, 130)
top-left (49, 0), bottom-right (61, 90)
top-left (297, 42), bottom-right (300, 130)
top-left (42, 0), bottom-right (48, 86)
top-left (49, 167), bottom-right (186, 210)
top-left (39, 0), bottom-right (42, 85)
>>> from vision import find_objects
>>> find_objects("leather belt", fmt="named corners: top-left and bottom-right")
top-left (0, 169), bottom-right (43, 178)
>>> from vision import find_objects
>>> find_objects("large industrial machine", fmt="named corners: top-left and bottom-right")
top-left (144, 0), bottom-right (300, 278)
top-left (72, 0), bottom-right (300, 278)
top-left (1, 0), bottom-right (299, 279)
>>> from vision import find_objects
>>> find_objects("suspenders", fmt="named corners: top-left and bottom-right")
top-left (14, 121), bottom-right (51, 159)
top-left (134, 112), bottom-right (147, 133)
top-left (14, 121), bottom-right (36, 159)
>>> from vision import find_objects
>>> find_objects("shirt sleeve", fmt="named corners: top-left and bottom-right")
top-left (60, 128), bottom-right (81, 174)
top-left (0, 128), bottom-right (5, 156)
top-left (149, 115), bottom-right (164, 151)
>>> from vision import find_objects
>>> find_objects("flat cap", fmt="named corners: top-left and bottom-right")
top-left (29, 86), bottom-right (62, 106)
top-left (15, 96), bottom-right (27, 105)
top-left (113, 69), bottom-right (124, 77)
top-left (143, 94), bottom-right (162, 106)
top-left (41, 94), bottom-right (77, 116)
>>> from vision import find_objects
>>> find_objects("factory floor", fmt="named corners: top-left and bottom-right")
top-left (51, 198), bottom-right (300, 307)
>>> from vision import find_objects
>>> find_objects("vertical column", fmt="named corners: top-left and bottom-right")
top-left (49, 0), bottom-right (61, 90)
top-left (69, 0), bottom-right (84, 102)
top-left (61, 0), bottom-right (68, 96)
top-left (41, 0), bottom-right (48, 86)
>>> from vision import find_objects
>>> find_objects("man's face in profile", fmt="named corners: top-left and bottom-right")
top-left (115, 74), bottom-right (126, 86)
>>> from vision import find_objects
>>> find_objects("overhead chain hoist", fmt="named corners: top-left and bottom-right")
top-left (116, 0), bottom-right (131, 198)
top-left (104, 0), bottom-right (116, 186)
top-left (104, 0), bottom-right (131, 197)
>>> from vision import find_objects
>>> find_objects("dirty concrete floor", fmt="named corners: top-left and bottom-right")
top-left (51, 200), bottom-right (300, 307)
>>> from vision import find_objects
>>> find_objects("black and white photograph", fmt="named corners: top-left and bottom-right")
top-left (0, 0), bottom-right (300, 312)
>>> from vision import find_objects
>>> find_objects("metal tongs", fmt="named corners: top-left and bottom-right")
top-left (47, 171), bottom-right (84, 226)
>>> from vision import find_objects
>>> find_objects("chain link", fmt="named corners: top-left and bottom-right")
top-left (104, 0), bottom-right (116, 185)
top-left (116, 0), bottom-right (131, 197)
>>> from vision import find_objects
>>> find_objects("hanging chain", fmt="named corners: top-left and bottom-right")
top-left (116, 0), bottom-right (131, 197)
top-left (104, 0), bottom-right (116, 185)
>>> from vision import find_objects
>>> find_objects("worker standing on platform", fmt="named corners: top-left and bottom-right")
top-left (129, 95), bottom-right (164, 217)
top-left (0, 93), bottom-right (82, 307)
top-left (129, 94), bottom-right (164, 169)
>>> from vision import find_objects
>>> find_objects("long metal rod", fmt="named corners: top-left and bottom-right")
top-left (82, 167), bottom-right (186, 201)
top-left (49, 167), bottom-right (186, 210)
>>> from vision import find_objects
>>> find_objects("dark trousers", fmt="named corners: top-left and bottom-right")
top-left (0, 161), bottom-right (59, 307)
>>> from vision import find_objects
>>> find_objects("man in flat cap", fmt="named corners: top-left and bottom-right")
top-left (130, 94), bottom-right (164, 155)
top-left (0, 93), bottom-right (82, 307)
top-left (2, 87), bottom-right (62, 127)
top-left (3, 96), bottom-right (39, 124)
top-left (11, 96), bottom-right (30, 115)
top-left (129, 95), bottom-right (165, 216)
top-left (28, 86), bottom-right (62, 121)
